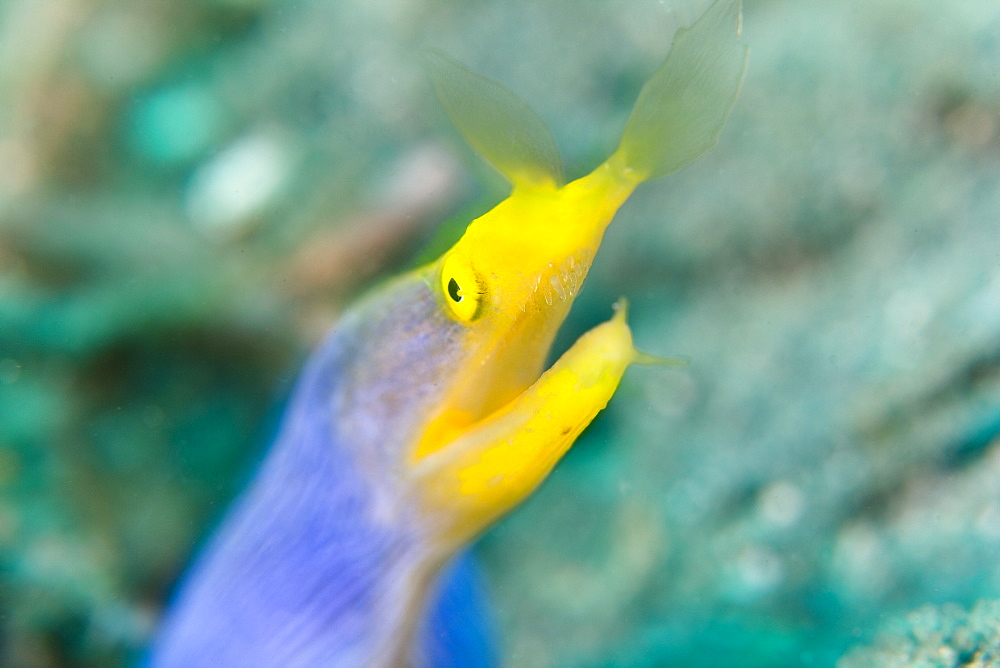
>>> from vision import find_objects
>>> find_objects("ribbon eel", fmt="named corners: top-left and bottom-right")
top-left (150, 0), bottom-right (746, 665)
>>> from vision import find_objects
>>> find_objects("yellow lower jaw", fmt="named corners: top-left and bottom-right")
top-left (411, 304), bottom-right (639, 547)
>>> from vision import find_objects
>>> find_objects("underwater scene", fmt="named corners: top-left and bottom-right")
top-left (2, 0), bottom-right (1000, 666)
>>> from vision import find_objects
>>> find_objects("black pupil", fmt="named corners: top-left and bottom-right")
top-left (447, 277), bottom-right (463, 302)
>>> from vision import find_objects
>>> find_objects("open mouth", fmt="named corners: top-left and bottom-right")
top-left (411, 298), bottom-right (641, 547)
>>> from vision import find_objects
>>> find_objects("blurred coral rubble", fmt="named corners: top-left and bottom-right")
top-left (1, 0), bottom-right (1000, 666)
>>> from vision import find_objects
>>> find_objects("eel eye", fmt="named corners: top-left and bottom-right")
top-left (440, 254), bottom-right (482, 322)
top-left (447, 277), bottom-right (463, 302)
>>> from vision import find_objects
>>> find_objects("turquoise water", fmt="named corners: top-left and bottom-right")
top-left (2, 0), bottom-right (999, 665)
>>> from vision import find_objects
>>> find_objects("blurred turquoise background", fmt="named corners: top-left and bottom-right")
top-left (2, 0), bottom-right (1000, 666)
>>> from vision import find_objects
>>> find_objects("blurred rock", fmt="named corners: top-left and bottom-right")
top-left (1, 0), bottom-right (999, 666)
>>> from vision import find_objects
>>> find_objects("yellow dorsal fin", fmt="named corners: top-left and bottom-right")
top-left (423, 48), bottom-right (564, 188)
top-left (610, 0), bottom-right (748, 182)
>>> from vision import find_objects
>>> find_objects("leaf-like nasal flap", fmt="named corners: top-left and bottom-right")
top-left (423, 48), bottom-right (564, 188)
top-left (612, 0), bottom-right (748, 181)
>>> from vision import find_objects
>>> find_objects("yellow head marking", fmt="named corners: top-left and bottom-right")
top-left (412, 0), bottom-right (746, 549)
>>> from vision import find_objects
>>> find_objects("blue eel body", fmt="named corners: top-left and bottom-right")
top-left (150, 277), bottom-right (497, 667)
